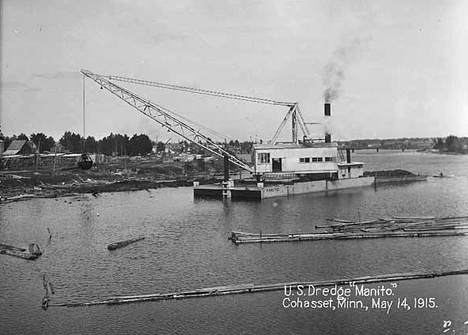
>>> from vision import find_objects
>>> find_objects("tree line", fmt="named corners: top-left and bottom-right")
top-left (0, 131), bottom-right (255, 156)
top-left (0, 131), bottom-right (154, 156)
top-left (433, 135), bottom-right (468, 153)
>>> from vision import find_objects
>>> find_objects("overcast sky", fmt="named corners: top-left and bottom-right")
top-left (1, 0), bottom-right (467, 142)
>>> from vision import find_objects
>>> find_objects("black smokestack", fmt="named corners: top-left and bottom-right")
top-left (223, 155), bottom-right (229, 182)
top-left (325, 132), bottom-right (331, 143)
top-left (346, 148), bottom-right (351, 163)
top-left (324, 103), bottom-right (331, 116)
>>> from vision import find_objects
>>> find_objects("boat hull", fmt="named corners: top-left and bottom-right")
top-left (194, 177), bottom-right (375, 200)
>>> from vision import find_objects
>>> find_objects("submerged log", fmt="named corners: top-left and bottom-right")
top-left (107, 237), bottom-right (145, 251)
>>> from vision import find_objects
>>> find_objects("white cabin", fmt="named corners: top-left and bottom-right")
top-left (252, 142), bottom-right (364, 180)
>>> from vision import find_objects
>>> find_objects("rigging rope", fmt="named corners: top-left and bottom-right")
top-left (106, 75), bottom-right (294, 107)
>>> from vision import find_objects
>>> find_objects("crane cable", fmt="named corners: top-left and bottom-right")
top-left (103, 74), bottom-right (297, 141)
top-left (106, 74), bottom-right (239, 141)
top-left (84, 72), bottom-right (234, 142)
top-left (82, 74), bottom-right (86, 150)
top-left (105, 75), bottom-right (294, 107)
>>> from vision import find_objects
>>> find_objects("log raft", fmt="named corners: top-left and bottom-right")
top-left (230, 230), bottom-right (468, 244)
top-left (49, 268), bottom-right (468, 308)
top-left (107, 237), bottom-right (145, 250)
top-left (232, 216), bottom-right (468, 244)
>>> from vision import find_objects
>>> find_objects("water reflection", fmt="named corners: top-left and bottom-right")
top-left (1, 152), bottom-right (468, 334)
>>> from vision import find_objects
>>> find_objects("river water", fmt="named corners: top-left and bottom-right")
top-left (1, 150), bottom-right (468, 334)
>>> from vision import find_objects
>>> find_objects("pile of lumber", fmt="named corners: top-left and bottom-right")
top-left (229, 215), bottom-right (468, 244)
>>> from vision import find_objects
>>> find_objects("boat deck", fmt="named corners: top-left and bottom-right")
top-left (194, 177), bottom-right (375, 200)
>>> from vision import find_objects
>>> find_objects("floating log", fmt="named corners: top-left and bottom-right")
top-left (0, 249), bottom-right (39, 260)
top-left (42, 274), bottom-right (51, 310)
top-left (0, 242), bottom-right (39, 259)
top-left (5, 194), bottom-right (37, 202)
top-left (0, 243), bottom-right (26, 252)
top-left (326, 218), bottom-right (355, 223)
top-left (107, 236), bottom-right (145, 250)
top-left (436, 215), bottom-right (468, 221)
top-left (49, 269), bottom-right (468, 308)
top-left (29, 243), bottom-right (43, 256)
top-left (393, 216), bottom-right (436, 220)
top-left (316, 219), bottom-right (382, 229)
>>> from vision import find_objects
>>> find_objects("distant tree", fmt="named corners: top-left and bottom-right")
top-left (196, 158), bottom-right (206, 171)
top-left (156, 141), bottom-right (165, 153)
top-left (128, 134), bottom-right (152, 156)
top-left (180, 140), bottom-right (189, 152)
top-left (0, 130), bottom-right (7, 149)
top-left (17, 133), bottom-right (29, 141)
top-left (3, 136), bottom-right (12, 150)
top-left (189, 141), bottom-right (204, 154)
top-left (240, 141), bottom-right (253, 154)
top-left (446, 135), bottom-right (462, 153)
top-left (84, 136), bottom-right (98, 153)
top-left (115, 134), bottom-right (130, 156)
top-left (97, 133), bottom-right (127, 156)
top-left (59, 131), bottom-right (83, 153)
top-left (30, 133), bottom-right (55, 153)
top-left (98, 133), bottom-right (114, 156)
top-left (433, 138), bottom-right (445, 150)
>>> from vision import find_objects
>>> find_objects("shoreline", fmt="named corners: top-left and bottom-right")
top-left (0, 169), bottom-right (226, 203)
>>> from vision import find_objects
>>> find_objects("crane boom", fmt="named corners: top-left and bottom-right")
top-left (105, 74), bottom-right (313, 142)
top-left (95, 72), bottom-right (313, 145)
top-left (81, 69), bottom-right (254, 173)
top-left (106, 75), bottom-right (294, 107)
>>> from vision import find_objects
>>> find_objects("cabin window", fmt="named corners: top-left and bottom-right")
top-left (312, 157), bottom-right (323, 162)
top-left (258, 153), bottom-right (270, 164)
top-left (325, 157), bottom-right (336, 162)
top-left (299, 157), bottom-right (310, 163)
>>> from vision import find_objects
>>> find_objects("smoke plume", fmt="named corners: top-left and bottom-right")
top-left (323, 29), bottom-right (372, 103)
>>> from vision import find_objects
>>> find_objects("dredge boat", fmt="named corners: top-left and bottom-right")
top-left (194, 103), bottom-right (375, 199)
top-left (79, 70), bottom-right (404, 200)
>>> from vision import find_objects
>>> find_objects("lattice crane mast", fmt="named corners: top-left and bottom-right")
top-left (81, 69), bottom-right (313, 173)
top-left (105, 74), bottom-right (312, 145)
